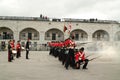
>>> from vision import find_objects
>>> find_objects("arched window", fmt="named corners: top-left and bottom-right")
top-left (92, 30), bottom-right (109, 41)
top-left (0, 27), bottom-right (13, 40)
top-left (70, 29), bottom-right (88, 41)
top-left (20, 28), bottom-right (39, 40)
top-left (45, 28), bottom-right (64, 41)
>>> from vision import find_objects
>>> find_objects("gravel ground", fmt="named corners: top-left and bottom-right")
top-left (0, 51), bottom-right (120, 80)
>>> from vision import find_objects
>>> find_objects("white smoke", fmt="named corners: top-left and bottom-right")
top-left (79, 41), bottom-right (120, 62)
top-left (75, 41), bottom-right (120, 62)
top-left (93, 42), bottom-right (120, 62)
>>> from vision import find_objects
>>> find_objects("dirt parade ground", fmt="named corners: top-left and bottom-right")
top-left (0, 51), bottom-right (120, 80)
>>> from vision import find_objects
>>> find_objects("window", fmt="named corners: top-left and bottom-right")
top-left (3, 32), bottom-right (7, 39)
top-left (81, 33), bottom-right (84, 38)
top-left (28, 33), bottom-right (32, 40)
top-left (22, 33), bottom-right (25, 37)
top-left (34, 33), bottom-right (37, 37)
top-left (75, 34), bottom-right (79, 40)
top-left (47, 33), bottom-right (50, 37)
top-left (52, 33), bottom-right (56, 40)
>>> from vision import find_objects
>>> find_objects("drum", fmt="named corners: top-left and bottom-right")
top-left (21, 47), bottom-right (25, 50)
top-left (12, 50), bottom-right (17, 54)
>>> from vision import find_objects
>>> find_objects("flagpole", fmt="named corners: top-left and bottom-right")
top-left (63, 22), bottom-right (67, 40)
top-left (68, 21), bottom-right (72, 38)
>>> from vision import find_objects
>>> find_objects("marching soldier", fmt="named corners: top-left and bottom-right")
top-left (62, 46), bottom-right (69, 65)
top-left (65, 38), bottom-right (75, 69)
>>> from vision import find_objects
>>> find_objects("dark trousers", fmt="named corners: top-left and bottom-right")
top-left (62, 54), bottom-right (67, 65)
top-left (8, 51), bottom-right (12, 62)
top-left (65, 56), bottom-right (75, 69)
top-left (75, 61), bottom-right (80, 69)
top-left (26, 50), bottom-right (29, 59)
top-left (11, 53), bottom-right (14, 60)
top-left (16, 49), bottom-right (20, 58)
top-left (49, 48), bottom-right (52, 55)
top-left (79, 59), bottom-right (89, 69)
top-left (69, 49), bottom-right (75, 68)
top-left (65, 49), bottom-right (75, 69)
top-left (65, 54), bottom-right (71, 69)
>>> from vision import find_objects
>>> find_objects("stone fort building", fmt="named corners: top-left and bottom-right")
top-left (0, 16), bottom-right (120, 51)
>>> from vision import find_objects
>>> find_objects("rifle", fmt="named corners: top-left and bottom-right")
top-left (86, 54), bottom-right (94, 58)
top-left (89, 56), bottom-right (101, 61)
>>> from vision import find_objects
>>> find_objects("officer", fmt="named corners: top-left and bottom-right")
top-left (26, 39), bottom-right (30, 59)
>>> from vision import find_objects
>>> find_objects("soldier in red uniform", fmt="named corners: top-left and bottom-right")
top-left (74, 49), bottom-right (80, 69)
top-left (16, 41), bottom-right (21, 58)
top-left (65, 38), bottom-right (75, 69)
top-left (79, 47), bottom-right (89, 69)
top-left (11, 40), bottom-right (15, 49)
top-left (10, 39), bottom-right (15, 60)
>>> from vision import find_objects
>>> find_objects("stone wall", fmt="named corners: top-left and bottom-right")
top-left (0, 18), bottom-right (120, 51)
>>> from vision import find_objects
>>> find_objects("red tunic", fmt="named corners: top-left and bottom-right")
top-left (16, 43), bottom-right (21, 50)
top-left (79, 51), bottom-right (85, 61)
top-left (64, 39), bottom-right (75, 47)
top-left (64, 39), bottom-right (71, 47)
top-left (75, 52), bottom-right (80, 62)
top-left (11, 42), bottom-right (15, 49)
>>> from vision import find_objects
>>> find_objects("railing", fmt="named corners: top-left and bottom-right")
top-left (0, 16), bottom-right (49, 21)
top-left (0, 43), bottom-right (50, 51)
top-left (0, 16), bottom-right (118, 23)
top-left (0, 36), bottom-right (13, 40)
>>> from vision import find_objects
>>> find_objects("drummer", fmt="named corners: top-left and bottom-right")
top-left (8, 40), bottom-right (12, 62)
top-left (16, 40), bottom-right (21, 58)
top-left (10, 39), bottom-right (15, 60)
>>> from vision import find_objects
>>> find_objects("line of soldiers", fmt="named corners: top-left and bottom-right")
top-left (48, 38), bottom-right (89, 70)
top-left (8, 40), bottom-right (21, 62)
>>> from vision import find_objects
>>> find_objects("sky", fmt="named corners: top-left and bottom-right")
top-left (0, 0), bottom-right (120, 21)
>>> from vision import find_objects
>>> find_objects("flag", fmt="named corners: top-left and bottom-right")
top-left (68, 23), bottom-right (72, 34)
top-left (63, 25), bottom-right (67, 32)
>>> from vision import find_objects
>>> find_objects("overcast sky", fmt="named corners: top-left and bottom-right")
top-left (0, 0), bottom-right (120, 21)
